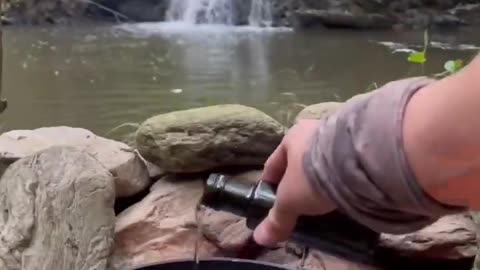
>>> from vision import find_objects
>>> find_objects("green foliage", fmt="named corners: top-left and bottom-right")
top-left (445, 59), bottom-right (464, 73)
top-left (407, 51), bottom-right (426, 64)
top-left (434, 59), bottom-right (465, 78)
top-left (406, 29), bottom-right (466, 78)
top-left (407, 30), bottom-right (429, 65)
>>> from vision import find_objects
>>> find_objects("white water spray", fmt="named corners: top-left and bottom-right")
top-left (248, 0), bottom-right (272, 27)
top-left (166, 0), bottom-right (273, 27)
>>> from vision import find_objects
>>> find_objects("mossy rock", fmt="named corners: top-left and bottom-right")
top-left (136, 104), bottom-right (286, 173)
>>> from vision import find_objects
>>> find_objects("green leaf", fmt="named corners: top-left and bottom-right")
top-left (408, 51), bottom-right (426, 64)
top-left (444, 59), bottom-right (464, 73)
top-left (444, 61), bottom-right (456, 73)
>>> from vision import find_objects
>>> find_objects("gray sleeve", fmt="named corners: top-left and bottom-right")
top-left (303, 77), bottom-right (467, 235)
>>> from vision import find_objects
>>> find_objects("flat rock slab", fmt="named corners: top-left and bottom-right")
top-left (135, 104), bottom-right (285, 173)
top-left (379, 213), bottom-right (478, 260)
top-left (0, 146), bottom-right (115, 270)
top-left (0, 126), bottom-right (150, 197)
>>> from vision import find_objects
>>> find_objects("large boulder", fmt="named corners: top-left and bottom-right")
top-left (135, 104), bottom-right (285, 173)
top-left (379, 213), bottom-right (478, 260)
top-left (0, 126), bottom-right (151, 198)
top-left (0, 146), bottom-right (115, 270)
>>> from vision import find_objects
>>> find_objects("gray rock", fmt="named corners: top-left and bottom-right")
top-left (274, 0), bottom-right (479, 30)
top-left (135, 104), bottom-right (285, 173)
top-left (433, 14), bottom-right (466, 27)
top-left (379, 213), bottom-right (478, 260)
top-left (449, 4), bottom-right (480, 25)
top-left (3, 0), bottom-right (89, 24)
top-left (0, 126), bottom-right (150, 198)
top-left (116, 0), bottom-right (169, 21)
top-left (0, 146), bottom-right (115, 270)
top-left (293, 9), bottom-right (393, 29)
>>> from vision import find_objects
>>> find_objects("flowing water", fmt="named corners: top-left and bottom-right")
top-left (1, 23), bottom-right (480, 138)
top-left (166, 0), bottom-right (272, 26)
top-left (248, 0), bottom-right (272, 27)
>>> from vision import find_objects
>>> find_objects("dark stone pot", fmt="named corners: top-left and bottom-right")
top-left (132, 258), bottom-right (291, 270)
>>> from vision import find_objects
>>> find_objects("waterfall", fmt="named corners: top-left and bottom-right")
top-left (249, 0), bottom-right (273, 27)
top-left (166, 0), bottom-right (273, 27)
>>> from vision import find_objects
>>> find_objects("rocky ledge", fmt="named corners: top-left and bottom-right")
top-left (2, 0), bottom-right (480, 31)
top-left (0, 103), bottom-right (479, 270)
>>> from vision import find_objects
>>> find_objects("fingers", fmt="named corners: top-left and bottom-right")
top-left (253, 201), bottom-right (299, 246)
top-left (261, 142), bottom-right (287, 184)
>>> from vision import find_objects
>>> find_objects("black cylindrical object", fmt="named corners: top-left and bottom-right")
top-left (201, 173), bottom-right (381, 265)
top-left (133, 258), bottom-right (292, 270)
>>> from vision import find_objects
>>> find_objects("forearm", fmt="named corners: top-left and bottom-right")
top-left (404, 55), bottom-right (480, 209)
top-left (302, 63), bottom-right (480, 233)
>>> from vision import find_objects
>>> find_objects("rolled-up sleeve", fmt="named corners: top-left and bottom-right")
top-left (303, 77), bottom-right (467, 234)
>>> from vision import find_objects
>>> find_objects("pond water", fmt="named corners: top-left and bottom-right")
top-left (2, 22), bottom-right (479, 139)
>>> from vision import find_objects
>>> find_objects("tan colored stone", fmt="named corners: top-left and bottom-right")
top-left (0, 146), bottom-right (115, 270)
top-left (0, 126), bottom-right (150, 198)
top-left (294, 102), bottom-right (343, 123)
top-left (201, 208), bottom-right (251, 253)
top-left (380, 213), bottom-right (478, 259)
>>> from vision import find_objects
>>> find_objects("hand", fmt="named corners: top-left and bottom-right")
top-left (253, 119), bottom-right (336, 246)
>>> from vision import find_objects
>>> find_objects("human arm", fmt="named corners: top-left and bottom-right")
top-left (404, 55), bottom-right (480, 209)
top-left (253, 55), bottom-right (480, 246)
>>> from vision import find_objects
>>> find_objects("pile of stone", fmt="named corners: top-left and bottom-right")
top-left (0, 102), bottom-right (477, 270)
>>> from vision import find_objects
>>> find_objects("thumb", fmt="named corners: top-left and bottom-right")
top-left (252, 201), bottom-right (298, 246)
